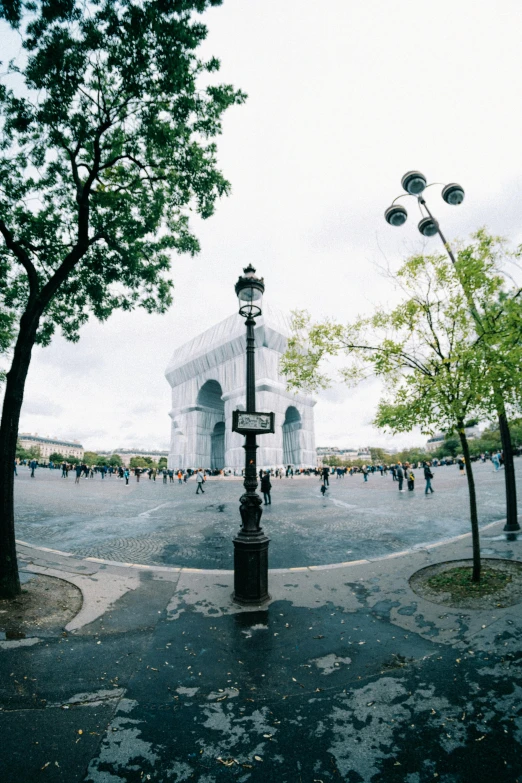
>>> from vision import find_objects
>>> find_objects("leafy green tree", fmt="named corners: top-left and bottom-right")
top-left (0, 0), bottom-right (245, 598)
top-left (83, 451), bottom-right (99, 466)
top-left (394, 447), bottom-right (431, 465)
top-left (282, 252), bottom-right (504, 582)
top-left (444, 230), bottom-right (522, 531)
top-left (158, 457), bottom-right (168, 469)
top-left (369, 447), bottom-right (391, 464)
top-left (15, 441), bottom-right (30, 461)
top-left (434, 438), bottom-right (460, 459)
top-left (48, 451), bottom-right (65, 463)
top-left (130, 457), bottom-right (148, 469)
top-left (109, 454), bottom-right (122, 468)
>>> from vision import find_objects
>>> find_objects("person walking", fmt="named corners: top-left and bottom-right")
top-left (196, 469), bottom-right (205, 494)
top-left (321, 466), bottom-right (330, 487)
top-left (396, 463), bottom-right (405, 492)
top-left (362, 465), bottom-right (368, 482)
top-left (124, 468), bottom-right (130, 485)
top-left (177, 470), bottom-right (183, 484)
top-left (30, 458), bottom-right (37, 478)
top-left (260, 470), bottom-right (272, 505)
top-left (75, 463), bottom-right (82, 484)
top-left (424, 462), bottom-right (434, 495)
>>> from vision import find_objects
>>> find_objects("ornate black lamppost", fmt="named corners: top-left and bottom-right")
top-left (385, 172), bottom-right (520, 534)
top-left (232, 265), bottom-right (274, 604)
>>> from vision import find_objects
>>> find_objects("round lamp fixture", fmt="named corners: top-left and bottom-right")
top-left (418, 216), bottom-right (438, 237)
top-left (401, 170), bottom-right (427, 195)
top-left (235, 264), bottom-right (264, 318)
top-left (442, 183), bottom-right (465, 205)
top-left (385, 204), bottom-right (408, 227)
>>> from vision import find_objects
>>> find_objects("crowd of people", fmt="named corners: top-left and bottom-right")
top-left (14, 450), bottom-right (509, 502)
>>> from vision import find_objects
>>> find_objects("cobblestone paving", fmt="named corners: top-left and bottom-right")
top-left (13, 460), bottom-right (521, 568)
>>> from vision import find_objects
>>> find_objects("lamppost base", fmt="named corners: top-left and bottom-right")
top-left (503, 520), bottom-right (521, 533)
top-left (232, 532), bottom-right (270, 605)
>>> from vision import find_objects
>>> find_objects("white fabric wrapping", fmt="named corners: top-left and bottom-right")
top-left (165, 304), bottom-right (316, 470)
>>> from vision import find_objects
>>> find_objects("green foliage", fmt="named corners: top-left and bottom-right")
top-left (158, 457), bottom-right (168, 468)
top-left (15, 441), bottom-right (31, 460)
top-left (108, 454), bottom-right (122, 467)
top-left (369, 447), bottom-right (391, 464)
top-left (83, 450), bottom-right (99, 465)
top-left (434, 438), bottom-right (460, 459)
top-left (282, 231), bottom-right (522, 437)
top-left (130, 456), bottom-right (148, 468)
top-left (394, 447), bottom-right (431, 464)
top-left (0, 0), bottom-right (246, 344)
top-left (48, 451), bottom-right (65, 462)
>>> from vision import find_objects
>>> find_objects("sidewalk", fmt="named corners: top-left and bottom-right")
top-left (1, 520), bottom-right (521, 783)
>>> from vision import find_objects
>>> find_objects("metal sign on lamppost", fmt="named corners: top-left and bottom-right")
top-left (232, 265), bottom-right (273, 604)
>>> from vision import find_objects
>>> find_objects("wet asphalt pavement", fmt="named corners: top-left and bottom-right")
top-left (13, 460), bottom-right (521, 568)
top-left (1, 514), bottom-right (521, 783)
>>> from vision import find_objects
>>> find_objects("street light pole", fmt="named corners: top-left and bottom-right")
top-left (385, 172), bottom-right (520, 533)
top-left (232, 265), bottom-right (270, 604)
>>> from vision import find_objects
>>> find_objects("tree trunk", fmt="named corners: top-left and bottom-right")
top-left (497, 407), bottom-right (520, 532)
top-left (458, 423), bottom-right (481, 582)
top-left (0, 310), bottom-right (40, 599)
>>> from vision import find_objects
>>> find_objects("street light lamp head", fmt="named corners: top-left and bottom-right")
top-left (385, 204), bottom-right (408, 227)
top-left (235, 264), bottom-right (264, 319)
top-left (418, 216), bottom-right (439, 237)
top-left (442, 183), bottom-right (465, 205)
top-left (401, 170), bottom-right (427, 195)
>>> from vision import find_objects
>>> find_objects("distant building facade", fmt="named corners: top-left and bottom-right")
top-left (317, 446), bottom-right (371, 464)
top-left (97, 449), bottom-right (169, 463)
top-left (18, 433), bottom-right (84, 460)
top-left (165, 304), bottom-right (316, 470)
top-left (426, 425), bottom-right (482, 452)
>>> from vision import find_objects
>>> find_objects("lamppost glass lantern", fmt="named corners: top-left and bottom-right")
top-left (235, 264), bottom-right (265, 319)
top-left (401, 170), bottom-right (427, 195)
top-left (385, 204), bottom-right (408, 227)
top-left (442, 183), bottom-right (465, 205)
top-left (418, 216), bottom-right (438, 237)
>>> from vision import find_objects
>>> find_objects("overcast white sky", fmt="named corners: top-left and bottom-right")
top-left (3, 0), bottom-right (522, 451)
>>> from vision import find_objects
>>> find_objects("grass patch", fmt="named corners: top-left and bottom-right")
top-left (426, 566), bottom-right (511, 599)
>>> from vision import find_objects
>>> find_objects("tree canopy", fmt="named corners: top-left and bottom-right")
top-left (281, 237), bottom-right (522, 581)
top-left (0, 0), bottom-right (245, 345)
top-left (0, 0), bottom-right (245, 599)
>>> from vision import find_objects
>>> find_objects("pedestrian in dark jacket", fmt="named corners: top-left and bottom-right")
top-left (260, 471), bottom-right (272, 505)
top-left (396, 463), bottom-right (404, 491)
top-left (424, 463), bottom-right (434, 494)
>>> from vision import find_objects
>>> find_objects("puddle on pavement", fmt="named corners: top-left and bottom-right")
top-left (0, 629), bottom-right (27, 640)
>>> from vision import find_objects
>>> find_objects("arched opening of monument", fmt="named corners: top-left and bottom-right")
top-left (197, 380), bottom-right (224, 410)
top-left (211, 421), bottom-right (225, 470)
top-left (282, 406), bottom-right (302, 466)
top-left (196, 380), bottom-right (225, 469)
